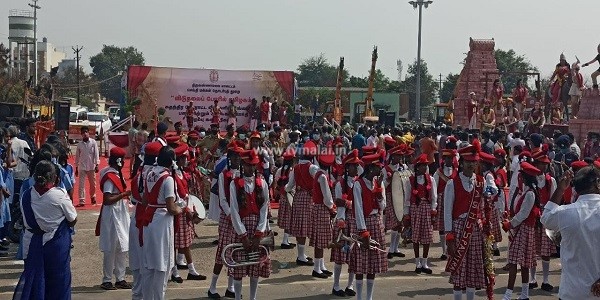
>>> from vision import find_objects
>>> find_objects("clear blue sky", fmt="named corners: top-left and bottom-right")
top-left (2, 0), bottom-right (599, 82)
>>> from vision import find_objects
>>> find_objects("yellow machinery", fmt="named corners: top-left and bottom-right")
top-left (332, 57), bottom-right (344, 125)
top-left (363, 46), bottom-right (379, 123)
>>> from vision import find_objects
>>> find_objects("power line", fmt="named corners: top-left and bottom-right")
top-left (52, 73), bottom-right (121, 90)
top-left (72, 45), bottom-right (83, 105)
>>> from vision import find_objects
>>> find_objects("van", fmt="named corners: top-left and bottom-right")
top-left (70, 106), bottom-right (88, 123)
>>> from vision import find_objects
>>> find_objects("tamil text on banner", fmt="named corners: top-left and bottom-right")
top-left (126, 66), bottom-right (295, 129)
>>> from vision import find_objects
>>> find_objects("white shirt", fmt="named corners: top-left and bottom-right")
top-left (334, 177), bottom-right (354, 220)
top-left (541, 194), bottom-right (600, 300)
top-left (537, 175), bottom-right (557, 207)
top-left (509, 188), bottom-right (534, 228)
top-left (570, 142), bottom-right (581, 158)
top-left (284, 160), bottom-right (319, 193)
top-left (366, 135), bottom-right (378, 147)
top-left (404, 174), bottom-right (438, 214)
top-left (75, 138), bottom-right (100, 171)
top-left (218, 167), bottom-right (240, 216)
top-left (315, 171), bottom-right (334, 209)
top-left (353, 178), bottom-right (386, 231)
top-left (21, 187), bottom-right (77, 259)
top-left (10, 137), bottom-right (31, 180)
top-left (99, 167), bottom-right (130, 252)
top-left (229, 176), bottom-right (270, 236)
top-left (444, 173), bottom-right (484, 232)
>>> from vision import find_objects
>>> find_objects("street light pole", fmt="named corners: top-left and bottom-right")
top-left (408, 0), bottom-right (432, 123)
top-left (28, 0), bottom-right (40, 87)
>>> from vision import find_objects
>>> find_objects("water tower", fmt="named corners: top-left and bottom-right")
top-left (8, 9), bottom-right (35, 79)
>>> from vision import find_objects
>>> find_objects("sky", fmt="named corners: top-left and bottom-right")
top-left (2, 0), bottom-right (600, 83)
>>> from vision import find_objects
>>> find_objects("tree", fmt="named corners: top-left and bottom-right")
top-left (296, 54), bottom-right (348, 87)
top-left (54, 67), bottom-right (99, 109)
top-left (89, 45), bottom-right (145, 101)
top-left (404, 59), bottom-right (438, 118)
top-left (495, 49), bottom-right (539, 93)
top-left (439, 73), bottom-right (460, 103)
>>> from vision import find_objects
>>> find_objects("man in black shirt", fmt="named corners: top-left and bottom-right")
top-left (582, 44), bottom-right (600, 89)
top-left (19, 118), bottom-right (37, 153)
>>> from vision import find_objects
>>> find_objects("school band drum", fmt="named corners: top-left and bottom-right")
top-left (100, 125), bottom-right (578, 300)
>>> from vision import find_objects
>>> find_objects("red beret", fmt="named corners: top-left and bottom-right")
top-left (145, 142), bottom-right (163, 157)
top-left (571, 160), bottom-right (589, 172)
top-left (318, 150), bottom-right (336, 167)
top-left (459, 145), bottom-right (480, 161)
top-left (249, 131), bottom-right (261, 139)
top-left (388, 145), bottom-right (404, 156)
top-left (343, 149), bottom-right (361, 166)
top-left (174, 143), bottom-right (189, 157)
top-left (165, 135), bottom-right (180, 145)
top-left (520, 162), bottom-right (542, 176)
top-left (413, 153), bottom-right (430, 165)
top-left (519, 151), bottom-right (532, 160)
top-left (332, 137), bottom-right (344, 147)
top-left (532, 150), bottom-right (551, 164)
top-left (479, 152), bottom-right (496, 165)
top-left (187, 131), bottom-right (200, 139)
top-left (384, 136), bottom-right (397, 147)
top-left (442, 148), bottom-right (457, 157)
top-left (493, 148), bottom-right (507, 157)
top-left (362, 153), bottom-right (384, 167)
top-left (240, 150), bottom-right (260, 165)
top-left (302, 140), bottom-right (318, 157)
top-left (362, 146), bottom-right (378, 156)
top-left (110, 147), bottom-right (127, 157)
top-left (282, 148), bottom-right (296, 160)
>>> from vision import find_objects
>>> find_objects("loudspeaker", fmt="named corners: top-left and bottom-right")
top-left (54, 100), bottom-right (70, 131)
top-left (0, 103), bottom-right (24, 121)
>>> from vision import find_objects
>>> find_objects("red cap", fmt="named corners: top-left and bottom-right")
top-left (342, 149), bottom-right (362, 166)
top-left (303, 140), bottom-right (318, 157)
top-left (187, 131), bottom-right (200, 140)
top-left (459, 145), bottom-right (480, 161)
top-left (362, 153), bottom-right (384, 167)
top-left (249, 131), bottom-right (261, 140)
top-left (282, 148), bottom-right (296, 160)
top-left (446, 136), bottom-right (458, 144)
top-left (594, 160), bottom-right (600, 169)
top-left (388, 145), bottom-right (404, 156)
top-left (404, 146), bottom-right (415, 157)
top-left (532, 150), bottom-right (551, 164)
top-left (174, 143), bottom-right (189, 157)
top-left (519, 151), bottom-right (532, 160)
top-left (362, 146), bottom-right (378, 156)
top-left (145, 142), bottom-right (163, 157)
top-left (494, 148), bottom-right (507, 157)
top-left (241, 150), bottom-right (260, 165)
top-left (110, 147), bottom-right (127, 158)
top-left (384, 136), bottom-right (397, 147)
top-left (519, 162), bottom-right (542, 176)
top-left (332, 137), bottom-right (344, 147)
top-left (166, 135), bottom-right (180, 144)
top-left (442, 148), bottom-right (457, 157)
top-left (227, 140), bottom-right (245, 152)
top-left (413, 153), bottom-right (430, 165)
top-left (318, 150), bottom-right (336, 167)
top-left (479, 152), bottom-right (496, 165)
top-left (571, 160), bottom-right (589, 172)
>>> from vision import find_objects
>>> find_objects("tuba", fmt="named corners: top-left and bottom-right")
top-left (222, 232), bottom-right (274, 268)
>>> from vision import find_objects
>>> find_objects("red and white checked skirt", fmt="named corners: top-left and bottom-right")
top-left (309, 204), bottom-right (333, 249)
top-left (384, 190), bottom-right (402, 231)
top-left (410, 201), bottom-right (433, 245)
top-left (330, 212), bottom-right (356, 265)
top-left (448, 217), bottom-right (485, 289)
top-left (289, 189), bottom-right (313, 238)
top-left (508, 224), bottom-right (536, 268)
top-left (489, 205), bottom-right (502, 243)
top-left (228, 214), bottom-right (271, 279)
top-left (174, 213), bottom-right (195, 249)
top-left (535, 225), bottom-right (556, 258)
top-left (215, 212), bottom-right (235, 265)
top-left (348, 214), bottom-right (388, 275)
top-left (277, 192), bottom-right (292, 232)
top-left (434, 195), bottom-right (444, 232)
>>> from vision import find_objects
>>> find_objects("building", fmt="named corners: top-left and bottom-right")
top-left (57, 59), bottom-right (76, 78)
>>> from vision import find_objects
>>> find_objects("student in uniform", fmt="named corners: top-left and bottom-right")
top-left (433, 148), bottom-right (457, 260)
top-left (351, 151), bottom-right (388, 300)
top-left (479, 151), bottom-right (501, 256)
top-left (97, 147), bottom-right (133, 290)
top-left (405, 154), bottom-right (437, 274)
top-left (501, 162), bottom-right (542, 300)
top-left (493, 148), bottom-right (509, 256)
top-left (383, 145), bottom-right (408, 259)
top-left (228, 150), bottom-right (270, 300)
top-left (274, 149), bottom-right (296, 249)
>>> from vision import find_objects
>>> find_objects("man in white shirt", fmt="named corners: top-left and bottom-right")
top-left (507, 132), bottom-right (526, 154)
top-left (541, 166), bottom-right (600, 300)
top-left (8, 126), bottom-right (31, 198)
top-left (366, 129), bottom-right (378, 147)
top-left (75, 126), bottom-right (100, 206)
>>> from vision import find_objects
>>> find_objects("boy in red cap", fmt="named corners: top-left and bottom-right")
top-left (529, 151), bottom-right (557, 291)
top-left (309, 150), bottom-right (336, 279)
top-left (382, 145), bottom-right (408, 260)
top-left (350, 151), bottom-right (388, 300)
top-left (228, 149), bottom-right (270, 300)
top-left (97, 147), bottom-right (133, 290)
top-left (444, 145), bottom-right (486, 300)
top-left (330, 149), bottom-right (361, 297)
top-left (479, 152), bottom-right (501, 256)
top-left (405, 154), bottom-right (438, 274)
top-left (285, 140), bottom-right (319, 266)
top-left (433, 148), bottom-right (458, 260)
top-left (501, 162), bottom-right (542, 300)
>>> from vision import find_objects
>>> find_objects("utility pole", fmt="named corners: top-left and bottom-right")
top-left (439, 73), bottom-right (443, 91)
top-left (72, 45), bottom-right (83, 105)
top-left (408, 0), bottom-right (433, 122)
top-left (28, 0), bottom-right (41, 86)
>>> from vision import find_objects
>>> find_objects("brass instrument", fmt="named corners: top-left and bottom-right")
top-left (333, 57), bottom-right (345, 125)
top-left (333, 231), bottom-right (387, 253)
top-left (222, 232), bottom-right (274, 268)
top-left (363, 46), bottom-right (379, 123)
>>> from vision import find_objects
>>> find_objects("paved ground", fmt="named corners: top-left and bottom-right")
top-left (0, 207), bottom-right (564, 300)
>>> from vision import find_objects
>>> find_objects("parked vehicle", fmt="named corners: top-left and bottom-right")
top-left (87, 112), bottom-right (112, 139)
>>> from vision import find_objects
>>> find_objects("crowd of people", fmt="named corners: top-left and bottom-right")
top-left (3, 105), bottom-right (600, 300)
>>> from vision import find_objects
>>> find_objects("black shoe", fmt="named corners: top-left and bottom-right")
top-left (187, 273), bottom-right (207, 280)
top-left (393, 252), bottom-right (406, 258)
top-left (387, 253), bottom-right (394, 259)
top-left (0, 252), bottom-right (8, 257)
top-left (332, 288), bottom-right (346, 297)
top-left (212, 239), bottom-right (219, 245)
top-left (541, 283), bottom-right (554, 291)
top-left (207, 291), bottom-right (222, 299)
top-left (0, 245), bottom-right (8, 251)
top-left (420, 267), bottom-right (433, 274)
top-left (529, 281), bottom-right (538, 289)
top-left (0, 239), bottom-right (10, 247)
top-left (114, 280), bottom-right (132, 289)
top-left (344, 288), bottom-right (356, 296)
top-left (296, 258), bottom-right (314, 266)
top-left (280, 243), bottom-right (296, 249)
top-left (223, 289), bottom-right (236, 298)
top-left (100, 282), bottom-right (117, 290)
top-left (312, 270), bottom-right (328, 278)
top-left (493, 249), bottom-right (500, 256)
top-left (414, 267), bottom-right (422, 274)
top-left (176, 264), bottom-right (188, 270)
top-left (321, 269), bottom-right (333, 276)
top-left (170, 275), bottom-right (183, 283)
top-left (440, 254), bottom-right (448, 260)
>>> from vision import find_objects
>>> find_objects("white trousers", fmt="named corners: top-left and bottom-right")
top-left (250, 119), bottom-right (258, 131)
top-left (102, 251), bottom-right (127, 283)
top-left (141, 267), bottom-right (168, 300)
top-left (132, 269), bottom-right (143, 300)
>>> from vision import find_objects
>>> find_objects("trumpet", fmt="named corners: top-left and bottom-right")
top-left (333, 231), bottom-right (387, 253)
top-left (222, 233), bottom-right (274, 268)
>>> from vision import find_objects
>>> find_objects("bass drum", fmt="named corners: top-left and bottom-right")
top-left (188, 194), bottom-right (207, 220)
top-left (391, 172), bottom-right (405, 221)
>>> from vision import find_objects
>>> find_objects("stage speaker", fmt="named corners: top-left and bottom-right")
top-left (54, 100), bottom-right (70, 131)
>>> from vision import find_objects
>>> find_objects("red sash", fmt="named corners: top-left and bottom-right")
top-left (445, 175), bottom-right (484, 274)
top-left (95, 171), bottom-right (125, 237)
top-left (135, 171), bottom-right (169, 246)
